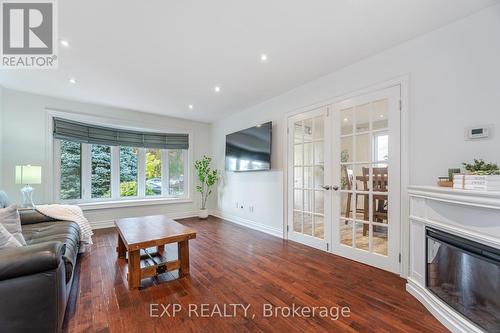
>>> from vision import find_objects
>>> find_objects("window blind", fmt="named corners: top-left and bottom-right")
top-left (53, 117), bottom-right (189, 149)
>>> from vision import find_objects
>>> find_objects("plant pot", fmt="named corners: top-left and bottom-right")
top-left (198, 209), bottom-right (209, 219)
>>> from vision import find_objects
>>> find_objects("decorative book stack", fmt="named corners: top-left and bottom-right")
top-left (453, 175), bottom-right (464, 189)
top-left (453, 174), bottom-right (500, 191)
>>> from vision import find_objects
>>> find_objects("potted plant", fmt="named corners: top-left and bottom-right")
top-left (462, 159), bottom-right (500, 175)
top-left (454, 159), bottom-right (500, 191)
top-left (194, 155), bottom-right (219, 219)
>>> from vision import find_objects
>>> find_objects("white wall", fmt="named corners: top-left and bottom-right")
top-left (0, 88), bottom-right (211, 227)
top-left (211, 5), bottom-right (500, 234)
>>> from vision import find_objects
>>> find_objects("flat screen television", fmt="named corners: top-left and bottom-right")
top-left (225, 122), bottom-right (272, 172)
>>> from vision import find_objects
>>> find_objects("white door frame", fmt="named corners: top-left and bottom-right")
top-left (282, 76), bottom-right (410, 277)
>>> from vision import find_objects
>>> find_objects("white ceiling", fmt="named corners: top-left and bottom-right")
top-left (0, 0), bottom-right (497, 123)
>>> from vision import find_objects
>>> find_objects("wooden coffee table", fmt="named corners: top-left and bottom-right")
top-left (115, 215), bottom-right (197, 289)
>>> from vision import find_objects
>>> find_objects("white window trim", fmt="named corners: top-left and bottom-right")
top-left (78, 197), bottom-right (193, 211)
top-left (81, 143), bottom-right (91, 200)
top-left (111, 146), bottom-right (120, 200)
top-left (46, 109), bottom-right (193, 208)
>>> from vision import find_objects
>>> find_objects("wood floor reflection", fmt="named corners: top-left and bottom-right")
top-left (293, 216), bottom-right (388, 255)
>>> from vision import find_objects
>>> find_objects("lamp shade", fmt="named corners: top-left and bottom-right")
top-left (15, 165), bottom-right (42, 185)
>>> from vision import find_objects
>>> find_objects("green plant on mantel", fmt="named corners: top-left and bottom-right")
top-left (462, 159), bottom-right (500, 175)
top-left (194, 155), bottom-right (219, 210)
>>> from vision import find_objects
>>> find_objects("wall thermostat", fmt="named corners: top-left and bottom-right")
top-left (465, 125), bottom-right (492, 140)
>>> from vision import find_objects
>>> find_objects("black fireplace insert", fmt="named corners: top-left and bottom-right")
top-left (426, 227), bottom-right (500, 332)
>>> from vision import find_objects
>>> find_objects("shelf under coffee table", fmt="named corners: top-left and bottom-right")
top-left (115, 215), bottom-right (197, 289)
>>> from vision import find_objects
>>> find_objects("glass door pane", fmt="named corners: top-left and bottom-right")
top-left (338, 99), bottom-right (389, 254)
top-left (289, 110), bottom-right (328, 247)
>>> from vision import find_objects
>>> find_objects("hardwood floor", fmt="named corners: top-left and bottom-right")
top-left (62, 216), bottom-right (448, 333)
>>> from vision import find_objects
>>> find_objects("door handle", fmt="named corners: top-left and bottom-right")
top-left (321, 185), bottom-right (339, 191)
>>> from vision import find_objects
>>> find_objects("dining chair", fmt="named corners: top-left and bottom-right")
top-left (361, 167), bottom-right (388, 236)
top-left (342, 166), bottom-right (365, 220)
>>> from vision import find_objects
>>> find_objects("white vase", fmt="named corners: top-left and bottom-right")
top-left (198, 208), bottom-right (209, 219)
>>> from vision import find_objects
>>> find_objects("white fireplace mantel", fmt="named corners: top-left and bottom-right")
top-left (407, 185), bottom-right (500, 333)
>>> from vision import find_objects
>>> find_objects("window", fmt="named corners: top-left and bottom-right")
top-left (168, 150), bottom-right (185, 196)
top-left (373, 133), bottom-right (388, 162)
top-left (119, 147), bottom-right (138, 197)
top-left (57, 141), bottom-right (189, 203)
top-left (54, 117), bottom-right (189, 203)
top-left (60, 140), bottom-right (81, 200)
top-left (91, 145), bottom-right (112, 198)
top-left (145, 148), bottom-right (162, 196)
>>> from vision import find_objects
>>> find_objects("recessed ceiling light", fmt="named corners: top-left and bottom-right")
top-left (214, 86), bottom-right (221, 93)
top-left (188, 104), bottom-right (194, 109)
top-left (69, 78), bottom-right (76, 84)
top-left (60, 40), bottom-right (70, 47)
top-left (380, 114), bottom-right (384, 118)
top-left (343, 118), bottom-right (349, 122)
top-left (260, 54), bottom-right (268, 62)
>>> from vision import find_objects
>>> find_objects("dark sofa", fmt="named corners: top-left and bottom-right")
top-left (0, 210), bottom-right (80, 333)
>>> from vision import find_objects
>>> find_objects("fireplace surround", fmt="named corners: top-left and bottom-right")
top-left (408, 186), bottom-right (500, 333)
top-left (426, 227), bottom-right (500, 332)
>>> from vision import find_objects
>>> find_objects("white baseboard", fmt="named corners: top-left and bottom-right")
top-left (90, 220), bottom-right (115, 229)
top-left (89, 211), bottom-right (200, 230)
top-left (169, 210), bottom-right (200, 220)
top-left (406, 279), bottom-right (484, 333)
top-left (88, 210), bottom-right (283, 240)
top-left (209, 209), bottom-right (283, 238)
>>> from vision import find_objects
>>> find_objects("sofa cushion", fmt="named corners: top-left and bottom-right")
top-left (0, 224), bottom-right (22, 249)
top-left (0, 205), bottom-right (26, 245)
top-left (22, 221), bottom-right (80, 283)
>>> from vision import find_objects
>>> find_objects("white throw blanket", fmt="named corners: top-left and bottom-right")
top-left (36, 204), bottom-right (94, 249)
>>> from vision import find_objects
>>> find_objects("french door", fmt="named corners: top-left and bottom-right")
top-left (287, 106), bottom-right (332, 250)
top-left (287, 85), bottom-right (401, 273)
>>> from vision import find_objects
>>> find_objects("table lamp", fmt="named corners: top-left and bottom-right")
top-left (15, 165), bottom-right (42, 208)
